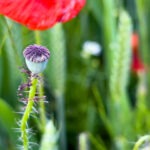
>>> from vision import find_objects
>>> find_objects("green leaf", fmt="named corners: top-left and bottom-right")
top-left (0, 98), bottom-right (15, 131)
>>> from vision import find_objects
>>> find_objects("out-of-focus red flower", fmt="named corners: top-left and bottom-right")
top-left (0, 0), bottom-right (86, 30)
top-left (131, 33), bottom-right (145, 73)
top-left (132, 32), bottom-right (139, 51)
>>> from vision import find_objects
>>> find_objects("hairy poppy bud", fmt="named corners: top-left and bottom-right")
top-left (23, 44), bottom-right (50, 74)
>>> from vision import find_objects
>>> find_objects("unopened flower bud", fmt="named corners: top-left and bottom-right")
top-left (23, 44), bottom-right (50, 74)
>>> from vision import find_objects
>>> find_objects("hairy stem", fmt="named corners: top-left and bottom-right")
top-left (34, 31), bottom-right (47, 132)
top-left (20, 77), bottom-right (38, 150)
top-left (38, 74), bottom-right (46, 132)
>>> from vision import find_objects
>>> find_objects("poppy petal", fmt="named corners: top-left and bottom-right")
top-left (0, 0), bottom-right (85, 30)
top-left (0, 0), bottom-right (61, 30)
top-left (57, 0), bottom-right (86, 22)
top-left (131, 33), bottom-right (145, 73)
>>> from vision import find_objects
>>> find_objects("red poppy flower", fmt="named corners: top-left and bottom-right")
top-left (131, 33), bottom-right (145, 73)
top-left (0, 0), bottom-right (86, 30)
top-left (132, 32), bottom-right (139, 51)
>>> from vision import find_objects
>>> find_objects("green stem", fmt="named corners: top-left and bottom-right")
top-left (136, 0), bottom-right (148, 63)
top-left (38, 74), bottom-right (46, 132)
top-left (3, 17), bottom-right (21, 65)
top-left (133, 135), bottom-right (150, 150)
top-left (136, 0), bottom-right (150, 107)
top-left (102, 0), bottom-right (116, 73)
top-left (20, 77), bottom-right (38, 150)
top-left (34, 31), bottom-right (41, 44)
top-left (34, 31), bottom-right (47, 132)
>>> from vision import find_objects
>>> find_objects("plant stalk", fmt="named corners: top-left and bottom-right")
top-left (20, 77), bottom-right (38, 150)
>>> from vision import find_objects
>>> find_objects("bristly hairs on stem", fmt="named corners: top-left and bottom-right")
top-left (20, 75), bottom-right (38, 150)
top-left (17, 44), bottom-right (50, 150)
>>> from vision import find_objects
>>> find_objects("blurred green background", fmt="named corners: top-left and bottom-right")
top-left (1, 0), bottom-right (150, 150)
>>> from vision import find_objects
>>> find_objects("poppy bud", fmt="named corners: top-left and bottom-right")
top-left (23, 44), bottom-right (50, 74)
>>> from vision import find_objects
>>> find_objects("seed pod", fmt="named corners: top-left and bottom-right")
top-left (23, 44), bottom-right (50, 74)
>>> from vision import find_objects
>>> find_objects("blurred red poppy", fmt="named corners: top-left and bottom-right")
top-left (131, 33), bottom-right (145, 73)
top-left (0, 0), bottom-right (86, 30)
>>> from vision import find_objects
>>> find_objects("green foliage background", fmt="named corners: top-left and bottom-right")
top-left (0, 0), bottom-right (150, 150)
